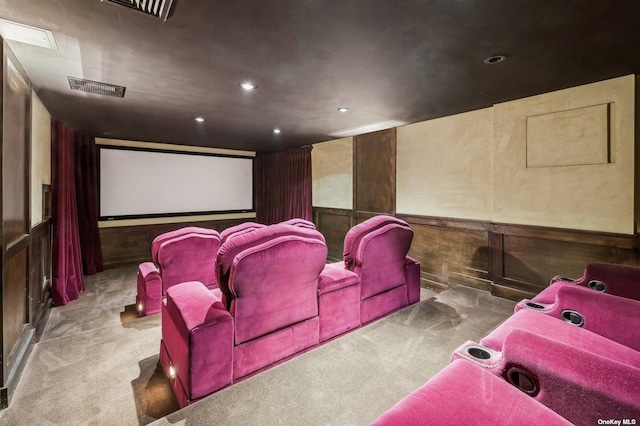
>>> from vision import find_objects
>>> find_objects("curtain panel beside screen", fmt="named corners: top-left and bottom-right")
top-left (76, 134), bottom-right (104, 275)
top-left (255, 145), bottom-right (313, 225)
top-left (51, 121), bottom-right (85, 305)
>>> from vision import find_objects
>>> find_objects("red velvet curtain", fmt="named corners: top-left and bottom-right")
top-left (255, 145), bottom-right (313, 225)
top-left (75, 134), bottom-right (104, 275)
top-left (51, 121), bottom-right (85, 305)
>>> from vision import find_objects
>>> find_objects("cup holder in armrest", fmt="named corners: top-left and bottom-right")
top-left (561, 310), bottom-right (585, 327)
top-left (466, 346), bottom-right (491, 360)
top-left (525, 301), bottom-right (546, 310)
top-left (506, 366), bottom-right (539, 396)
top-left (588, 280), bottom-right (607, 292)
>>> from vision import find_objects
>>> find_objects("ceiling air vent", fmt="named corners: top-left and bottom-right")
top-left (101, 0), bottom-right (175, 21)
top-left (68, 77), bottom-right (126, 98)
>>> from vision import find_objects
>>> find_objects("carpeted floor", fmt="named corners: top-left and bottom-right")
top-left (0, 266), bottom-right (514, 426)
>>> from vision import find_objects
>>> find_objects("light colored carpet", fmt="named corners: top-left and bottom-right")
top-left (0, 266), bottom-right (514, 426)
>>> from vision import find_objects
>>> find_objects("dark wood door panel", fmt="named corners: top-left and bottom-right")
top-left (3, 250), bottom-right (27, 372)
top-left (354, 128), bottom-right (396, 215)
top-left (2, 58), bottom-right (29, 244)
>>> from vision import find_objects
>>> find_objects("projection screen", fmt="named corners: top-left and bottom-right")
top-left (99, 146), bottom-right (254, 220)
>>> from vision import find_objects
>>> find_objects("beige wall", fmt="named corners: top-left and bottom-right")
top-left (312, 137), bottom-right (353, 209)
top-left (493, 75), bottom-right (635, 234)
top-left (314, 74), bottom-right (637, 235)
top-left (31, 91), bottom-right (51, 226)
top-left (396, 107), bottom-right (494, 220)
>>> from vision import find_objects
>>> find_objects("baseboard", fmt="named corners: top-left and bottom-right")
top-left (1, 326), bottom-right (36, 409)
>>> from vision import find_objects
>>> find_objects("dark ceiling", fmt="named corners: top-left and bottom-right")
top-left (1, 0), bottom-right (639, 152)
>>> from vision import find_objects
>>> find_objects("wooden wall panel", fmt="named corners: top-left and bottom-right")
top-left (396, 215), bottom-right (637, 301)
top-left (3, 250), bottom-right (27, 374)
top-left (99, 218), bottom-right (247, 268)
top-left (1, 40), bottom-right (35, 409)
top-left (399, 215), bottom-right (491, 291)
top-left (313, 207), bottom-right (352, 261)
top-left (29, 219), bottom-right (51, 325)
top-left (354, 128), bottom-right (395, 215)
top-left (495, 224), bottom-right (635, 298)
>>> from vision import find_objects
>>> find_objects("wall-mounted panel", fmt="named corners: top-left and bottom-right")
top-left (526, 103), bottom-right (610, 168)
top-left (493, 75), bottom-right (635, 234)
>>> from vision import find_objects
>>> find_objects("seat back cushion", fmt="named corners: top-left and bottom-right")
top-left (342, 215), bottom-right (410, 269)
top-left (152, 226), bottom-right (218, 262)
top-left (355, 223), bottom-right (413, 299)
top-left (228, 235), bottom-right (327, 344)
top-left (219, 222), bottom-right (266, 245)
top-left (584, 262), bottom-right (640, 300)
top-left (157, 232), bottom-right (221, 292)
top-left (279, 218), bottom-right (316, 229)
top-left (216, 224), bottom-right (325, 301)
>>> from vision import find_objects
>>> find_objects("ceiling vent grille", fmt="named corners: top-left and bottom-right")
top-left (68, 77), bottom-right (126, 98)
top-left (102, 0), bottom-right (175, 20)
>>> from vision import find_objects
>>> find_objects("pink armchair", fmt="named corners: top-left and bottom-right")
top-left (330, 215), bottom-right (421, 324)
top-left (136, 227), bottom-right (221, 316)
top-left (159, 224), bottom-right (361, 407)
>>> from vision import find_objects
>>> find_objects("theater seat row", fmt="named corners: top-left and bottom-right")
top-left (373, 262), bottom-right (640, 425)
top-left (142, 215), bottom-right (420, 407)
top-left (136, 219), bottom-right (312, 316)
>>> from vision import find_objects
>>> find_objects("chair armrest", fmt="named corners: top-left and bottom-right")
top-left (318, 267), bottom-right (360, 295)
top-left (138, 261), bottom-right (160, 279)
top-left (137, 262), bottom-right (162, 316)
top-left (165, 281), bottom-right (230, 332)
top-left (163, 281), bottom-right (234, 401)
top-left (404, 255), bottom-right (421, 304)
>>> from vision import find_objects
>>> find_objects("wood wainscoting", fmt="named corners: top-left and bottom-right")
top-left (314, 208), bottom-right (637, 302)
top-left (99, 218), bottom-right (248, 269)
top-left (313, 207), bottom-right (353, 262)
top-left (397, 215), bottom-right (636, 301)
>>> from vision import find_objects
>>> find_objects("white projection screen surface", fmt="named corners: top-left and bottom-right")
top-left (99, 147), bottom-right (254, 219)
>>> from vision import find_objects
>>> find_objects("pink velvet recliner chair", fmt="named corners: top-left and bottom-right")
top-left (538, 262), bottom-right (640, 302)
top-left (159, 223), bottom-right (361, 407)
top-left (452, 309), bottom-right (640, 425)
top-left (136, 227), bottom-right (221, 316)
top-left (330, 215), bottom-right (421, 324)
top-left (514, 281), bottom-right (640, 351)
top-left (371, 359), bottom-right (572, 425)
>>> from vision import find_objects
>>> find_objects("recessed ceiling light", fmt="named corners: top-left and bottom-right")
top-left (484, 55), bottom-right (506, 65)
top-left (241, 82), bottom-right (256, 91)
top-left (273, 128), bottom-right (281, 134)
top-left (338, 107), bottom-right (349, 113)
top-left (195, 117), bottom-right (205, 122)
